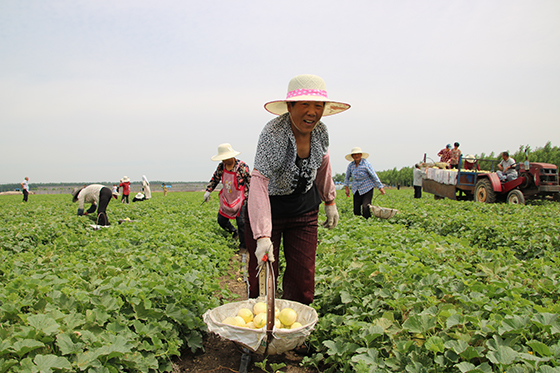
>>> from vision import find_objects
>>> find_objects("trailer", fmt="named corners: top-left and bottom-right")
top-left (422, 156), bottom-right (560, 204)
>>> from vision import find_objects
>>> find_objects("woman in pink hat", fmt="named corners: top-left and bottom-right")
top-left (245, 74), bottom-right (350, 305)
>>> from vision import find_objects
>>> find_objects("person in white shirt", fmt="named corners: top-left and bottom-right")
top-left (413, 164), bottom-right (423, 198)
top-left (71, 184), bottom-right (113, 226)
top-left (497, 151), bottom-right (518, 182)
top-left (20, 177), bottom-right (29, 202)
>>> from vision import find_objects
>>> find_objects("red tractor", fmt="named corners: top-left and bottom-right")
top-left (422, 156), bottom-right (560, 204)
top-left (473, 161), bottom-right (560, 204)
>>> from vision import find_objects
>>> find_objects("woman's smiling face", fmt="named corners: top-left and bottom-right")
top-left (287, 101), bottom-right (325, 136)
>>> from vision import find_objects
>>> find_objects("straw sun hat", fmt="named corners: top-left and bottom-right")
top-left (345, 147), bottom-right (370, 162)
top-left (122, 176), bottom-right (130, 183)
top-left (464, 155), bottom-right (476, 163)
top-left (211, 143), bottom-right (241, 162)
top-left (264, 74), bottom-right (350, 116)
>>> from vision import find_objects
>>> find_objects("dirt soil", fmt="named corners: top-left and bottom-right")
top-left (172, 248), bottom-right (318, 373)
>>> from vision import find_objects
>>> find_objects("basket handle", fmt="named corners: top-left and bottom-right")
top-left (371, 190), bottom-right (391, 204)
top-left (265, 260), bottom-right (275, 353)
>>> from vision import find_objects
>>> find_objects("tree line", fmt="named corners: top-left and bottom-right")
top-left (3, 142), bottom-right (558, 192)
top-left (334, 142), bottom-right (560, 188)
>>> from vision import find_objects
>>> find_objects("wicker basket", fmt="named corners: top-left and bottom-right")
top-left (368, 193), bottom-right (398, 219)
top-left (202, 261), bottom-right (318, 355)
top-left (369, 204), bottom-right (398, 219)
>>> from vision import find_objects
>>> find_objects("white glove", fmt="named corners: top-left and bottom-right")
top-left (255, 237), bottom-right (274, 267)
top-left (203, 191), bottom-right (211, 202)
top-left (322, 203), bottom-right (339, 229)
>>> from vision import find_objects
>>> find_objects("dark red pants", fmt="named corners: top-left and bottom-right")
top-left (245, 208), bottom-right (318, 305)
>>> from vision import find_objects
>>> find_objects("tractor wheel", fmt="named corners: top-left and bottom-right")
top-left (507, 189), bottom-right (525, 205)
top-left (474, 179), bottom-right (496, 203)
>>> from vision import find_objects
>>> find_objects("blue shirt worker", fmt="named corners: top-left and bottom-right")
top-left (344, 147), bottom-right (385, 219)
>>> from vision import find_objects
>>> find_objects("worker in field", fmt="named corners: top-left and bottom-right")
top-left (141, 175), bottom-right (151, 199)
top-left (449, 142), bottom-right (462, 169)
top-left (497, 151), bottom-right (518, 182)
top-left (413, 163), bottom-right (423, 198)
top-left (133, 192), bottom-right (146, 202)
top-left (463, 155), bottom-right (480, 171)
top-left (204, 143), bottom-right (251, 250)
top-left (245, 74), bottom-right (348, 305)
top-left (437, 144), bottom-right (452, 165)
top-left (72, 184), bottom-right (114, 226)
top-left (119, 176), bottom-right (131, 204)
top-left (20, 176), bottom-right (30, 202)
top-left (344, 146), bottom-right (386, 218)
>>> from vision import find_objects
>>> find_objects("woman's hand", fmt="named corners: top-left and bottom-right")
top-left (379, 188), bottom-right (386, 195)
top-left (203, 191), bottom-right (211, 202)
top-left (255, 237), bottom-right (274, 267)
top-left (323, 203), bottom-right (339, 229)
top-left (344, 186), bottom-right (350, 197)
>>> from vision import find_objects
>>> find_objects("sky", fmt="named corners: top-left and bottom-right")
top-left (1, 0), bottom-right (559, 184)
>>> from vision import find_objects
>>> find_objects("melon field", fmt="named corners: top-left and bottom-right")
top-left (1, 191), bottom-right (559, 372)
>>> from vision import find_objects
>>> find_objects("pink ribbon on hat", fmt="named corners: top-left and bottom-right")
top-left (286, 88), bottom-right (328, 99)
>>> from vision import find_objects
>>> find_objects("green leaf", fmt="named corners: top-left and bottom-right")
top-left (446, 314), bottom-right (463, 329)
top-left (402, 314), bottom-right (436, 334)
top-left (185, 331), bottom-right (204, 352)
top-left (19, 358), bottom-right (38, 373)
top-left (486, 345), bottom-right (518, 366)
top-left (340, 290), bottom-right (353, 304)
top-left (62, 312), bottom-right (85, 330)
top-left (33, 354), bottom-right (72, 373)
top-left (531, 313), bottom-right (560, 334)
top-left (27, 314), bottom-right (61, 335)
top-left (536, 366), bottom-right (560, 373)
top-left (425, 336), bottom-right (444, 353)
top-left (527, 340), bottom-right (552, 357)
top-left (56, 333), bottom-right (83, 355)
top-left (445, 340), bottom-right (469, 354)
top-left (323, 340), bottom-right (347, 356)
top-left (455, 362), bottom-right (493, 373)
top-left (95, 339), bottom-right (132, 360)
top-left (11, 339), bottom-right (45, 358)
top-left (460, 346), bottom-right (485, 361)
top-left (456, 361), bottom-right (476, 373)
top-left (75, 351), bottom-right (101, 370)
top-left (0, 358), bottom-right (19, 373)
top-left (499, 315), bottom-right (529, 335)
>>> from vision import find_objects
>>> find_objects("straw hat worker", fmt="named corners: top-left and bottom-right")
top-left (119, 176), bottom-right (131, 204)
top-left (205, 143), bottom-right (251, 250)
top-left (246, 74), bottom-right (350, 305)
top-left (463, 154), bottom-right (480, 171)
top-left (344, 147), bottom-right (385, 219)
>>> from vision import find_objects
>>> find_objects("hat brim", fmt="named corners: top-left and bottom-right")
top-left (264, 99), bottom-right (350, 116)
top-left (345, 152), bottom-right (369, 161)
top-left (211, 151), bottom-right (241, 162)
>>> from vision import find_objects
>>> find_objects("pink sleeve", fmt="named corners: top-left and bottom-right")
top-left (316, 151), bottom-right (337, 204)
top-left (247, 169), bottom-right (272, 240)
